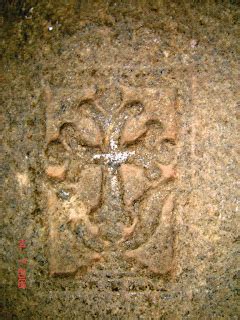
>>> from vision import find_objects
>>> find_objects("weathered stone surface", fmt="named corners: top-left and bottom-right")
top-left (45, 165), bottom-right (66, 181)
top-left (2, 1), bottom-right (239, 319)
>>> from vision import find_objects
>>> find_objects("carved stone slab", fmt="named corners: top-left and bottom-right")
top-left (43, 85), bottom-right (179, 277)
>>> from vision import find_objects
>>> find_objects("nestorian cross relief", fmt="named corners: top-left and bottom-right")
top-left (43, 85), bottom-right (179, 277)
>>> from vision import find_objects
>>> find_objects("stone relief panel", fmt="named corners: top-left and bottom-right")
top-left (43, 85), bottom-right (179, 277)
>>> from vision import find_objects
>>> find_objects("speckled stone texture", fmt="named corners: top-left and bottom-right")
top-left (1, 1), bottom-right (239, 319)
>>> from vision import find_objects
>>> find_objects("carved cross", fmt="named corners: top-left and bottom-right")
top-left (44, 85), bottom-right (178, 276)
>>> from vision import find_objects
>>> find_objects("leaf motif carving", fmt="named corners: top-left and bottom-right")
top-left (77, 166), bottom-right (103, 211)
top-left (120, 113), bottom-right (149, 146)
top-left (76, 117), bottom-right (103, 148)
top-left (119, 164), bottom-right (150, 207)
